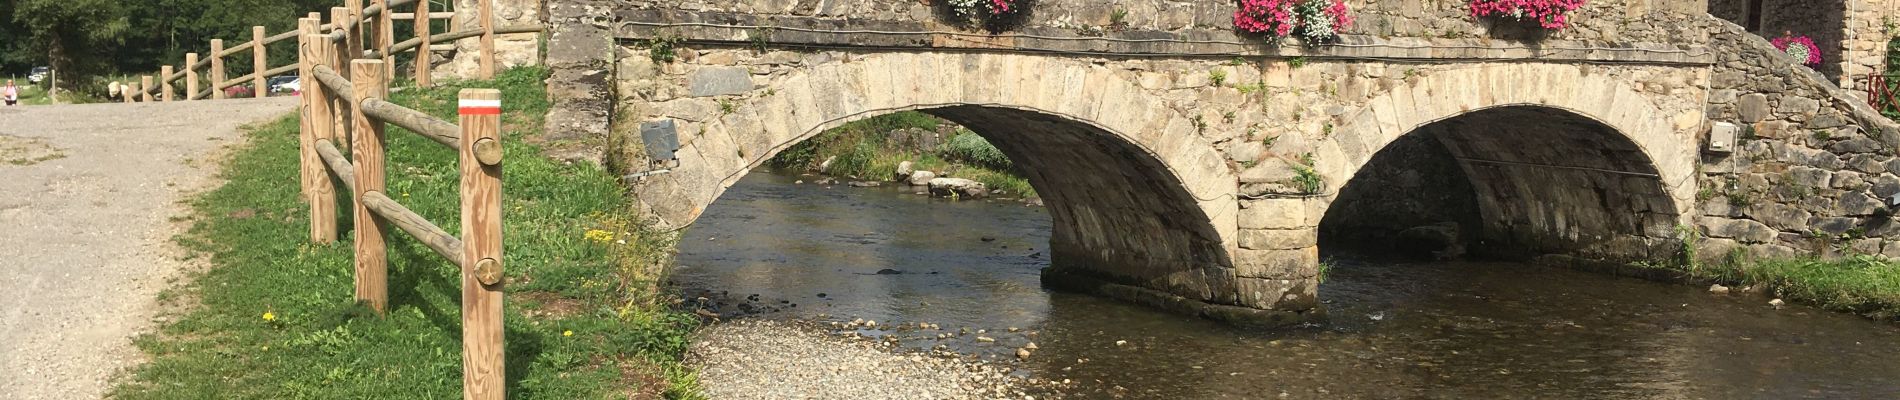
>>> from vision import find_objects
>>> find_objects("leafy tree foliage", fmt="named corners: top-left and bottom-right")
top-left (0, 0), bottom-right (338, 85)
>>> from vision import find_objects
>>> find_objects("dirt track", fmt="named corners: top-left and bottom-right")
top-left (0, 98), bottom-right (297, 399)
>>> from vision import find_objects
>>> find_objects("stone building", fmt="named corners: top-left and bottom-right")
top-left (1710, 0), bottom-right (1900, 91)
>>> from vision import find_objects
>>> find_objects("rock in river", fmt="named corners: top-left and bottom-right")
top-left (895, 161), bottom-right (915, 180)
top-left (907, 170), bottom-right (938, 186)
top-left (928, 178), bottom-right (988, 198)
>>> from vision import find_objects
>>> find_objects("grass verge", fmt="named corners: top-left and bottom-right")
top-left (769, 111), bottom-right (1037, 198)
top-left (111, 66), bottom-right (702, 399)
top-left (1622, 234), bottom-right (1900, 322)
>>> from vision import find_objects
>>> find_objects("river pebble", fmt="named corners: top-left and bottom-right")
top-left (690, 320), bottom-right (1053, 399)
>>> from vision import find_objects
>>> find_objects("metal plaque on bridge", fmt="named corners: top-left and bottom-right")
top-left (640, 119), bottom-right (680, 162)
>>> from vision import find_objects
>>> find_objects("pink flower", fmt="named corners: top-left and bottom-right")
top-left (1772, 35), bottom-right (1824, 66)
top-left (1469, 0), bottom-right (1586, 29)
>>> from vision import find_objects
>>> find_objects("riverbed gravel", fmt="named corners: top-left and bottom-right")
top-left (689, 319), bottom-right (1054, 399)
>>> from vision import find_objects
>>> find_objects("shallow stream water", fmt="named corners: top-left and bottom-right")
top-left (676, 172), bottom-right (1900, 399)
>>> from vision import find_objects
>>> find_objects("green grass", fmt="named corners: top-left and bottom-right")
top-left (1632, 246), bottom-right (1900, 321)
top-left (111, 67), bottom-right (703, 399)
top-left (769, 112), bottom-right (1037, 198)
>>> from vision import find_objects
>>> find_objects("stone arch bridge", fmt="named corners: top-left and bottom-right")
top-left (539, 1), bottom-right (1900, 326)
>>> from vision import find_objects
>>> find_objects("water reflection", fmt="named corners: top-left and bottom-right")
top-left (677, 172), bottom-right (1900, 399)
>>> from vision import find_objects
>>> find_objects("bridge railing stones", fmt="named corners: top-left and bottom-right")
top-left (611, 9), bottom-right (1712, 66)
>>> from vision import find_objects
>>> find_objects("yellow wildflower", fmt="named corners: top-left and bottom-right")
top-left (583, 229), bottom-right (614, 243)
top-left (262, 311), bottom-right (276, 321)
top-left (562, 330), bottom-right (574, 337)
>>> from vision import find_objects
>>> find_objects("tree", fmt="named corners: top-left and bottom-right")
top-left (13, 0), bottom-right (130, 85)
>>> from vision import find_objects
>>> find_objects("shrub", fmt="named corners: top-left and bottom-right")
top-left (940, 130), bottom-right (1013, 171)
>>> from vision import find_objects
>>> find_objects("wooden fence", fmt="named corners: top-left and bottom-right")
top-left (132, 1), bottom-right (539, 398)
top-left (122, 0), bottom-right (535, 103)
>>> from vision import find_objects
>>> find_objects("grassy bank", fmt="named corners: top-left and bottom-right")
top-left (769, 112), bottom-right (1037, 198)
top-left (1627, 238), bottom-right (1900, 321)
top-left (112, 67), bottom-right (702, 399)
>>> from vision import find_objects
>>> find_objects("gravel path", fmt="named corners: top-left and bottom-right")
top-left (0, 98), bottom-right (297, 399)
top-left (690, 319), bottom-right (1060, 400)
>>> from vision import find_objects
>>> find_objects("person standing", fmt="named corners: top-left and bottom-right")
top-left (3, 80), bottom-right (17, 106)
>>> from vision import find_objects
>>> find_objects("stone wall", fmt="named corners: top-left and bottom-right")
top-left (1699, 19), bottom-right (1900, 261)
top-left (613, 0), bottom-right (1709, 45)
top-left (438, 0), bottom-right (547, 79)
top-left (1708, 0), bottom-right (1898, 90)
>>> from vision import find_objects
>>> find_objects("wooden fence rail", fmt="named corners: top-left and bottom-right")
top-left (125, 0), bottom-right (535, 104)
top-left (127, 1), bottom-right (537, 398)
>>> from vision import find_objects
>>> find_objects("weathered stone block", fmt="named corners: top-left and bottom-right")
top-left (1737, 93), bottom-right (1769, 122)
top-left (1238, 229), bottom-right (1318, 251)
top-left (1235, 277), bottom-right (1317, 311)
top-left (688, 66), bottom-right (755, 97)
top-left (1699, 217), bottom-right (1776, 243)
top-left (1235, 247), bottom-right (1318, 279)
top-left (1745, 202), bottom-right (1812, 231)
top-left (1238, 198), bottom-right (1308, 229)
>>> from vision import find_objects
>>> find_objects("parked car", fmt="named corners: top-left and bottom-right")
top-left (267, 76), bottom-right (300, 95)
top-left (26, 66), bottom-right (48, 84)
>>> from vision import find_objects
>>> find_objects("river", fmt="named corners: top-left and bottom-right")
top-left (675, 171), bottom-right (1900, 399)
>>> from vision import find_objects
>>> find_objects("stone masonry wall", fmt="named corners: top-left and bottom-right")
top-left (1708, 0), bottom-right (1898, 91)
top-left (614, 0), bottom-right (1709, 44)
top-left (1699, 18), bottom-right (1900, 261)
top-left (438, 0), bottom-right (547, 78)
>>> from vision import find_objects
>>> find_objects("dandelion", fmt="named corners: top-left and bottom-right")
top-left (262, 311), bottom-right (276, 321)
top-left (562, 330), bottom-right (574, 337)
top-left (584, 229), bottom-right (614, 243)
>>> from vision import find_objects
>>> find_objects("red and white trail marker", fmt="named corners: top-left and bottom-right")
top-left (459, 99), bottom-right (501, 115)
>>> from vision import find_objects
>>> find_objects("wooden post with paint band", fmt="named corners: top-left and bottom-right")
top-left (253, 26), bottom-right (268, 98)
top-left (458, 89), bottom-right (504, 400)
top-left (413, 0), bottom-right (432, 88)
top-left (184, 53), bottom-right (200, 100)
top-left (209, 39), bottom-right (227, 99)
top-left (160, 66), bottom-right (174, 102)
top-left (479, 0), bottom-right (496, 79)
top-left (351, 59), bottom-right (389, 314)
top-left (141, 76), bottom-right (154, 102)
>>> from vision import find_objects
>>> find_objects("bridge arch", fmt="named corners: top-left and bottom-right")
top-left (630, 52), bottom-right (1252, 316)
top-left (1315, 64), bottom-right (1700, 261)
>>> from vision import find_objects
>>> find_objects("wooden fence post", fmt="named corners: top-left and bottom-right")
top-left (351, 59), bottom-right (389, 314)
top-left (303, 32), bottom-right (339, 244)
top-left (374, 0), bottom-right (395, 79)
top-left (414, 0), bottom-right (432, 88)
top-left (346, 0), bottom-right (364, 69)
top-left (185, 53), bottom-right (200, 100)
top-left (479, 0), bottom-right (496, 79)
top-left (332, 7), bottom-right (356, 148)
top-left (458, 88), bottom-right (505, 400)
top-left (123, 82), bottom-right (135, 103)
top-left (141, 76), bottom-right (154, 102)
top-left (160, 66), bottom-right (174, 102)
top-left (253, 26), bottom-right (269, 98)
top-left (210, 39), bottom-right (227, 99)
